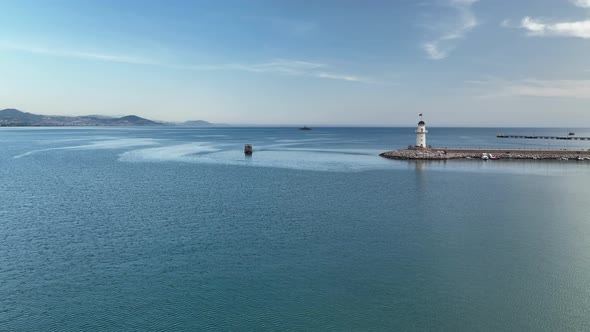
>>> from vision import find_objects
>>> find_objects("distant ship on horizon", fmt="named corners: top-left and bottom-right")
top-left (299, 126), bottom-right (311, 130)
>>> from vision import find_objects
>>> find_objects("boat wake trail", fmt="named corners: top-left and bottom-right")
top-left (119, 143), bottom-right (392, 172)
top-left (13, 138), bottom-right (161, 158)
top-left (119, 143), bottom-right (221, 163)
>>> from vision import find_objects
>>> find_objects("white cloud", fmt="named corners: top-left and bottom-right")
top-left (422, 42), bottom-right (447, 60)
top-left (313, 72), bottom-right (373, 83)
top-left (521, 17), bottom-right (546, 33)
top-left (421, 0), bottom-right (479, 60)
top-left (572, 0), bottom-right (590, 8)
top-left (520, 16), bottom-right (590, 38)
top-left (551, 20), bottom-right (590, 38)
top-left (467, 77), bottom-right (590, 99)
top-left (0, 43), bottom-right (371, 83)
top-left (519, 1), bottom-right (590, 39)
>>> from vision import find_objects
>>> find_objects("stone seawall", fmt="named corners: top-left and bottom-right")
top-left (380, 148), bottom-right (590, 161)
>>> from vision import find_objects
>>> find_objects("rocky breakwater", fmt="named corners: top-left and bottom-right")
top-left (380, 148), bottom-right (590, 161)
top-left (380, 149), bottom-right (456, 160)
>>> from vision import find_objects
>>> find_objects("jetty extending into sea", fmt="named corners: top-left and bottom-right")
top-left (380, 147), bottom-right (590, 161)
top-left (497, 134), bottom-right (590, 141)
top-left (381, 120), bottom-right (590, 161)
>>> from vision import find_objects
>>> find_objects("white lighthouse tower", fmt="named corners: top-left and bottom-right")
top-left (415, 120), bottom-right (427, 148)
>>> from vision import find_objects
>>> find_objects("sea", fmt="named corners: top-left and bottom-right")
top-left (1, 127), bottom-right (590, 331)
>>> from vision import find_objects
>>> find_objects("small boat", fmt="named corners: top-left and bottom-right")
top-left (569, 132), bottom-right (575, 136)
top-left (560, 157), bottom-right (568, 161)
top-left (244, 144), bottom-right (253, 155)
top-left (299, 126), bottom-right (311, 130)
top-left (489, 154), bottom-right (498, 160)
top-left (481, 153), bottom-right (489, 160)
top-left (577, 156), bottom-right (584, 161)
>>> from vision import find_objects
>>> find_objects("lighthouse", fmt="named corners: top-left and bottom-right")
top-left (415, 120), bottom-right (427, 148)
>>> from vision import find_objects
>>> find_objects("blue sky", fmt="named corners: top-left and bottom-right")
top-left (1, 0), bottom-right (590, 126)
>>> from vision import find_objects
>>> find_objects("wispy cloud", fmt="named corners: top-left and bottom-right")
top-left (500, 19), bottom-right (512, 28)
top-left (466, 77), bottom-right (590, 99)
top-left (171, 60), bottom-right (374, 83)
top-left (313, 72), bottom-right (371, 83)
top-left (572, 0), bottom-right (590, 8)
top-left (421, 0), bottom-right (479, 60)
top-left (422, 42), bottom-right (447, 60)
top-left (0, 43), bottom-right (372, 83)
top-left (520, 16), bottom-right (590, 38)
top-left (0, 43), bottom-right (155, 65)
top-left (517, 1), bottom-right (590, 39)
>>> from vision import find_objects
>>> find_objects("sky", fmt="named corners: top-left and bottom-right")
top-left (1, 0), bottom-right (590, 126)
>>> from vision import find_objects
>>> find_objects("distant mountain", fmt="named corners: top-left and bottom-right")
top-left (181, 120), bottom-right (230, 127)
top-left (107, 115), bottom-right (160, 126)
top-left (0, 108), bottom-right (44, 123)
top-left (0, 109), bottom-right (163, 127)
top-left (182, 120), bottom-right (213, 126)
top-left (86, 114), bottom-right (116, 119)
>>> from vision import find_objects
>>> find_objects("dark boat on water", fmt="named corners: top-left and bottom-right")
top-left (244, 144), bottom-right (253, 155)
top-left (299, 126), bottom-right (311, 130)
top-left (569, 132), bottom-right (575, 136)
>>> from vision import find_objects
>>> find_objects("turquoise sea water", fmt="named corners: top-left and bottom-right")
top-left (1, 127), bottom-right (590, 331)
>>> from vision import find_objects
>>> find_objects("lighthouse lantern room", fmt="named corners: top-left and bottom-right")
top-left (415, 120), bottom-right (427, 148)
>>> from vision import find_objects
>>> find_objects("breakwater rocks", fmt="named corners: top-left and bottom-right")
top-left (380, 148), bottom-right (590, 161)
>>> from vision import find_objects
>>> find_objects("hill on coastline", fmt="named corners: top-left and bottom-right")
top-left (0, 109), bottom-right (162, 127)
top-left (180, 120), bottom-right (230, 127)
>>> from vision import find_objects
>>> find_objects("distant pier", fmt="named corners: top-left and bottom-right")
top-left (497, 134), bottom-right (590, 141)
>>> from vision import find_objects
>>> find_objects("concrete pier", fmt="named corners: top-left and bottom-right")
top-left (497, 134), bottom-right (590, 141)
top-left (380, 147), bottom-right (590, 161)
